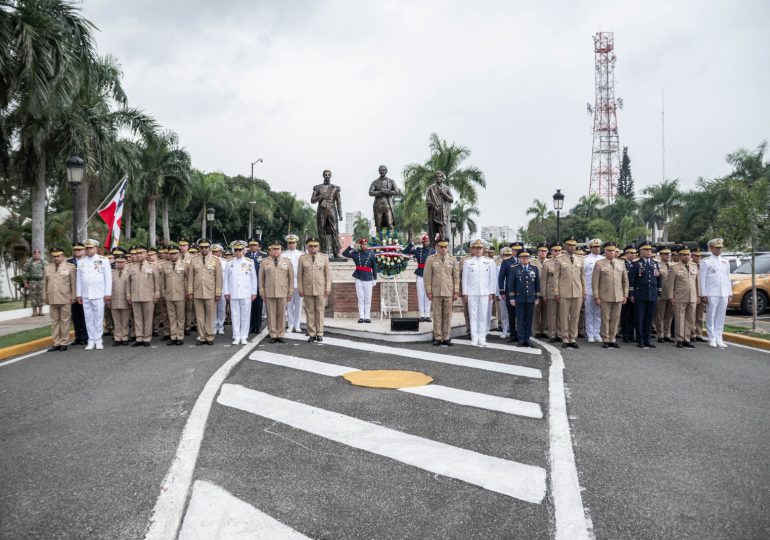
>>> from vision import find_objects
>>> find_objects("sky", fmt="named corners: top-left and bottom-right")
top-left (84, 0), bottom-right (770, 235)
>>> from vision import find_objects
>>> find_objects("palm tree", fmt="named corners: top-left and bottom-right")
top-left (571, 193), bottom-right (605, 220)
top-left (188, 170), bottom-right (234, 241)
top-left (642, 179), bottom-right (682, 242)
top-left (353, 216), bottom-right (371, 242)
top-left (526, 198), bottom-right (553, 240)
top-left (451, 201), bottom-right (479, 248)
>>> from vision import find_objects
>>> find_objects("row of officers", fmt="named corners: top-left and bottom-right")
top-left (38, 234), bottom-right (335, 352)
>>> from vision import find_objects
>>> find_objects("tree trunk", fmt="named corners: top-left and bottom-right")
top-left (161, 198), bottom-right (170, 243)
top-left (75, 179), bottom-right (89, 240)
top-left (148, 196), bottom-right (157, 247)
top-left (125, 201), bottom-right (132, 240)
top-left (31, 154), bottom-right (47, 253)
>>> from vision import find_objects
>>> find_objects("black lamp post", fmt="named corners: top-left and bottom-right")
top-left (66, 155), bottom-right (85, 242)
top-left (255, 225), bottom-right (263, 242)
top-left (552, 189), bottom-right (565, 243)
top-left (248, 158), bottom-right (263, 239)
top-left (206, 207), bottom-right (215, 240)
top-left (450, 216), bottom-right (458, 253)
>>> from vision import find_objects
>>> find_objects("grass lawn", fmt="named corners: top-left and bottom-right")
top-left (0, 326), bottom-right (51, 349)
top-left (724, 324), bottom-right (770, 341)
top-left (0, 301), bottom-right (25, 312)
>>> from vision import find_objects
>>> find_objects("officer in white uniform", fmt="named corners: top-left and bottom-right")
top-left (461, 239), bottom-right (498, 347)
top-left (282, 234), bottom-right (304, 332)
top-left (211, 244), bottom-right (228, 334)
top-left (583, 238), bottom-right (604, 342)
top-left (223, 241), bottom-right (258, 345)
top-left (699, 238), bottom-right (732, 348)
top-left (76, 238), bottom-right (112, 350)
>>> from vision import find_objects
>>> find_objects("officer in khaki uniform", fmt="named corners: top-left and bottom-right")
top-left (162, 246), bottom-right (188, 345)
top-left (690, 248), bottom-right (707, 342)
top-left (540, 243), bottom-right (563, 342)
top-left (532, 243), bottom-right (549, 338)
top-left (43, 247), bottom-right (77, 351)
top-left (555, 237), bottom-right (585, 348)
top-left (127, 246), bottom-right (160, 346)
top-left (654, 246), bottom-right (675, 343)
top-left (665, 247), bottom-right (700, 348)
top-left (297, 238), bottom-right (331, 342)
top-left (187, 239), bottom-right (223, 345)
top-left (151, 247), bottom-right (170, 340)
top-left (259, 241), bottom-right (294, 343)
top-left (178, 239), bottom-right (196, 335)
top-left (423, 237), bottom-right (459, 346)
top-left (591, 242), bottom-right (629, 348)
top-left (109, 254), bottom-right (131, 345)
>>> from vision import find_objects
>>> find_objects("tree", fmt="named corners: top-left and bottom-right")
top-left (353, 216), bottom-right (371, 242)
top-left (641, 179), bottom-right (682, 242)
top-left (526, 198), bottom-right (553, 242)
top-left (571, 193), bottom-right (605, 220)
top-left (617, 146), bottom-right (635, 198)
top-left (451, 200), bottom-right (479, 249)
top-left (188, 170), bottom-right (233, 241)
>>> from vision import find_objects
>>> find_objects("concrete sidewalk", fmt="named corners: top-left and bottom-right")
top-left (0, 315), bottom-right (50, 338)
top-left (726, 313), bottom-right (770, 333)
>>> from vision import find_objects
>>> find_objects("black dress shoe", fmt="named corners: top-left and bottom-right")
top-left (610, 342), bottom-right (620, 348)
top-left (206, 341), bottom-right (213, 346)
top-left (357, 318), bottom-right (364, 323)
top-left (425, 317), bottom-right (432, 322)
top-left (364, 319), bottom-right (372, 323)
top-left (562, 343), bottom-right (570, 349)
top-left (167, 340), bottom-right (177, 346)
top-left (676, 341), bottom-right (683, 348)
top-left (571, 342), bottom-right (580, 349)
top-left (196, 341), bottom-right (206, 346)
top-left (270, 338), bottom-right (277, 343)
top-left (664, 337), bottom-right (675, 343)
top-left (637, 343), bottom-right (645, 348)
top-left (308, 336), bottom-right (316, 343)
top-left (60, 345), bottom-right (68, 351)
top-left (602, 343), bottom-right (610, 349)
top-left (433, 340), bottom-right (442, 346)
top-left (442, 340), bottom-right (453, 346)
top-left (112, 341), bottom-right (121, 347)
top-left (47, 345), bottom-right (61, 352)
top-left (276, 337), bottom-right (286, 343)
top-left (657, 337), bottom-right (664, 343)
top-left (131, 341), bottom-right (143, 347)
top-left (646, 343), bottom-right (656, 348)
top-left (144, 342), bottom-right (150, 347)
top-left (684, 342), bottom-right (695, 348)
top-left (316, 336), bottom-right (323, 343)
top-left (176, 340), bottom-right (184, 346)
top-left (419, 317), bottom-right (426, 322)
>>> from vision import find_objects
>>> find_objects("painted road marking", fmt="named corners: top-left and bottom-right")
top-left (533, 337), bottom-right (594, 540)
top-left (217, 384), bottom-right (547, 504)
top-left (249, 351), bottom-right (543, 418)
top-left (0, 349), bottom-right (46, 367)
top-left (453, 338), bottom-right (543, 355)
top-left (281, 333), bottom-right (542, 378)
top-left (178, 480), bottom-right (309, 540)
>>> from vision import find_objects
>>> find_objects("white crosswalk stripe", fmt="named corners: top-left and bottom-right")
top-left (453, 338), bottom-right (542, 354)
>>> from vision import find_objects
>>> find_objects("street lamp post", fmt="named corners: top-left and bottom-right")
top-left (450, 216), bottom-right (458, 254)
top-left (248, 158), bottom-right (263, 239)
top-left (206, 207), bottom-right (215, 240)
top-left (255, 225), bottom-right (263, 242)
top-left (552, 189), bottom-right (565, 243)
top-left (66, 155), bottom-right (85, 242)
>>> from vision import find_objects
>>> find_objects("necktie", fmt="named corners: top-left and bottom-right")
top-left (274, 258), bottom-right (278, 267)
top-left (312, 255), bottom-right (316, 263)
top-left (55, 264), bottom-right (59, 272)
top-left (611, 260), bottom-right (615, 270)
top-left (202, 256), bottom-right (206, 267)
top-left (570, 255), bottom-right (574, 264)
top-left (140, 262), bottom-right (143, 271)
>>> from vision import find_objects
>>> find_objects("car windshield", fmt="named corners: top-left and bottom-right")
top-left (733, 257), bottom-right (770, 274)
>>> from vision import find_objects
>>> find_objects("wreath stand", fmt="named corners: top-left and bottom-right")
top-left (380, 275), bottom-right (404, 319)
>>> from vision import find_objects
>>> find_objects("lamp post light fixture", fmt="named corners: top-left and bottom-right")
top-left (206, 207), bottom-right (215, 240)
top-left (248, 158), bottom-right (263, 239)
top-left (552, 188), bottom-right (565, 243)
top-left (254, 225), bottom-right (263, 242)
top-left (450, 216), bottom-right (458, 254)
top-left (66, 155), bottom-right (85, 242)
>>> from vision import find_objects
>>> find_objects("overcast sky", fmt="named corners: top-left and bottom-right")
top-left (85, 0), bottom-right (769, 234)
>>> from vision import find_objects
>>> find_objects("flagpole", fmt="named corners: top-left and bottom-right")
top-left (78, 175), bottom-right (128, 238)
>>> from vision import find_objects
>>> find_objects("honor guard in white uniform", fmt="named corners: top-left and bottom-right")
top-left (223, 241), bottom-right (258, 345)
top-left (461, 239), bottom-right (498, 347)
top-left (699, 238), bottom-right (732, 348)
top-left (282, 234), bottom-right (304, 332)
top-left (76, 239), bottom-right (112, 350)
top-left (583, 239), bottom-right (604, 343)
top-left (211, 244), bottom-right (228, 335)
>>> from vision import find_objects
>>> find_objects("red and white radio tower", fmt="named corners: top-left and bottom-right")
top-left (587, 32), bottom-right (622, 202)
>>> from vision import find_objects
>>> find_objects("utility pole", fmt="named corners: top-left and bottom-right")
top-left (248, 158), bottom-right (263, 239)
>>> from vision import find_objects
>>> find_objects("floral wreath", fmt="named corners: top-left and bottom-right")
top-left (368, 228), bottom-right (410, 277)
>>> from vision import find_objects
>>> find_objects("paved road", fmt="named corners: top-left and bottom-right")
top-left (1, 329), bottom-right (768, 539)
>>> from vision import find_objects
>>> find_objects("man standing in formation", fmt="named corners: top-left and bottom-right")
top-left (582, 239), bottom-right (604, 343)
top-left (223, 241), bottom-right (257, 345)
top-left (655, 247), bottom-right (676, 343)
top-left (620, 245), bottom-right (638, 342)
top-left (212, 244), bottom-right (228, 336)
top-left (68, 242), bottom-right (89, 345)
top-left (259, 241), bottom-right (294, 343)
top-left (297, 238), bottom-right (331, 342)
top-left (187, 239), bottom-right (223, 345)
top-left (496, 246), bottom-right (513, 336)
top-left (43, 247), bottom-right (77, 352)
top-left (591, 242), bottom-right (628, 348)
top-left (77, 239), bottom-right (112, 350)
top-left (541, 243), bottom-right (562, 343)
top-left (161, 246), bottom-right (188, 346)
top-left (404, 234), bottom-right (435, 322)
top-left (342, 238), bottom-right (377, 323)
top-left (498, 241), bottom-right (522, 342)
top-left (631, 242), bottom-right (661, 348)
top-left (23, 249), bottom-right (46, 317)
top-left (666, 247), bottom-right (700, 348)
top-left (556, 237), bottom-right (585, 349)
top-left (109, 254), bottom-right (131, 346)
top-left (282, 234), bottom-right (304, 333)
top-left (507, 248), bottom-right (540, 347)
top-left (462, 239), bottom-right (497, 347)
top-left (127, 246), bottom-right (159, 347)
top-left (699, 238), bottom-right (732, 348)
top-left (424, 237), bottom-right (459, 346)
top-left (245, 239), bottom-right (265, 334)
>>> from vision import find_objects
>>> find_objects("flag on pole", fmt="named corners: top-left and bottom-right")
top-left (97, 176), bottom-right (129, 249)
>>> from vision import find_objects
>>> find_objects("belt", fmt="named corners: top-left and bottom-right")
top-left (355, 266), bottom-right (372, 273)
top-left (417, 263), bottom-right (425, 269)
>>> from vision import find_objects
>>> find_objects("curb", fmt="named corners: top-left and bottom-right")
top-left (0, 331), bottom-right (75, 363)
top-left (722, 331), bottom-right (770, 351)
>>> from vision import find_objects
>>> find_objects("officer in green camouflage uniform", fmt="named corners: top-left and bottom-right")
top-left (23, 249), bottom-right (46, 316)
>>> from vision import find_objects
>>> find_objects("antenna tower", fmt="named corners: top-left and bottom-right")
top-left (587, 32), bottom-right (620, 202)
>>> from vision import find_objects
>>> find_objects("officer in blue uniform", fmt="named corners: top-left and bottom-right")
top-left (404, 234), bottom-right (436, 322)
top-left (630, 241), bottom-right (661, 348)
top-left (498, 241), bottom-right (523, 342)
top-left (343, 238), bottom-right (378, 323)
top-left (507, 248), bottom-right (540, 347)
top-left (620, 244), bottom-right (637, 342)
top-left (245, 238), bottom-right (265, 334)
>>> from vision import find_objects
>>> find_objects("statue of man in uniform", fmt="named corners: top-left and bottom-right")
top-left (426, 171), bottom-right (454, 250)
top-left (368, 165), bottom-right (399, 231)
top-left (311, 169), bottom-right (343, 257)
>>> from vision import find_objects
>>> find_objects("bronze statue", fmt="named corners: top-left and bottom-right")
top-left (311, 169), bottom-right (342, 257)
top-left (426, 171), bottom-right (453, 250)
top-left (368, 165), bottom-right (399, 231)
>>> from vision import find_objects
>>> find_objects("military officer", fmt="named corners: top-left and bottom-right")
top-left (654, 246), bottom-right (675, 343)
top-left (162, 246), bottom-right (188, 346)
top-left (583, 239), bottom-right (604, 343)
top-left (76, 239), bottom-right (112, 350)
top-left (211, 243), bottom-right (228, 335)
top-left (540, 243), bottom-right (563, 342)
top-left (591, 242), bottom-right (629, 348)
top-left (630, 241), bottom-right (661, 348)
top-left (496, 246), bottom-right (514, 336)
top-left (458, 250), bottom-right (472, 335)
top-left (690, 248), bottom-right (707, 342)
top-left (462, 239), bottom-right (497, 347)
top-left (187, 238), bottom-right (223, 345)
top-left (665, 247), bottom-right (700, 348)
top-left (498, 242), bottom-right (521, 342)
top-left (259, 241), bottom-right (294, 343)
top-left (555, 237), bottom-right (585, 349)
top-left (109, 254), bottom-right (131, 345)
top-left (126, 246), bottom-right (159, 346)
top-left (404, 234), bottom-right (436, 322)
top-left (43, 247), bottom-right (77, 351)
top-left (620, 245), bottom-right (638, 342)
top-left (223, 241), bottom-right (257, 345)
top-left (342, 238), bottom-right (378, 323)
top-left (507, 249), bottom-right (540, 347)
top-left (68, 242), bottom-right (89, 345)
top-left (282, 234), bottom-right (304, 333)
top-left (178, 239), bottom-right (196, 335)
top-left (423, 237), bottom-right (459, 346)
top-left (23, 249), bottom-right (46, 316)
top-left (297, 238), bottom-right (331, 342)
top-left (532, 243), bottom-right (549, 338)
top-left (699, 238), bottom-right (732, 348)
top-left (245, 238), bottom-right (265, 334)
